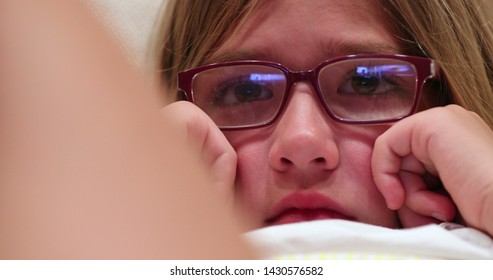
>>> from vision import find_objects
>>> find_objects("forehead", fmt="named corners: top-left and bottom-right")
top-left (210, 0), bottom-right (402, 70)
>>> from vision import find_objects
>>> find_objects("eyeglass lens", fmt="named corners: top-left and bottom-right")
top-left (191, 58), bottom-right (418, 128)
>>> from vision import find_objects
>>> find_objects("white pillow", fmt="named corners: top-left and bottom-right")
top-left (244, 220), bottom-right (493, 259)
top-left (87, 0), bottom-right (166, 69)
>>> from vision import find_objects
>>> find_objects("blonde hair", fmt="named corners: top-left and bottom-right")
top-left (149, 0), bottom-right (493, 128)
top-left (147, 0), bottom-right (258, 100)
top-left (379, 0), bottom-right (493, 128)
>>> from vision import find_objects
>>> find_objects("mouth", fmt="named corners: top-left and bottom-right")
top-left (265, 192), bottom-right (355, 227)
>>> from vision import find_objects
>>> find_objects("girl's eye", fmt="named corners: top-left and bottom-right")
top-left (338, 70), bottom-right (403, 96)
top-left (213, 79), bottom-right (274, 106)
top-left (235, 83), bottom-right (264, 102)
top-left (350, 75), bottom-right (381, 95)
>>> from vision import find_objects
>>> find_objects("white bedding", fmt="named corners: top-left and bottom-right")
top-left (87, 0), bottom-right (165, 69)
top-left (244, 220), bottom-right (493, 259)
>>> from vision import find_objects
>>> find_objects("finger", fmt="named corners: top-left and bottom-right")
top-left (203, 127), bottom-right (237, 203)
top-left (398, 206), bottom-right (442, 228)
top-left (161, 101), bottom-right (225, 160)
top-left (161, 102), bottom-right (237, 202)
top-left (373, 106), bottom-right (493, 236)
top-left (372, 116), bottom-right (435, 210)
top-left (372, 135), bottom-right (407, 210)
top-left (399, 171), bottom-right (456, 222)
top-left (401, 154), bottom-right (439, 177)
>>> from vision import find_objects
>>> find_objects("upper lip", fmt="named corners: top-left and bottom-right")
top-left (265, 192), bottom-right (355, 225)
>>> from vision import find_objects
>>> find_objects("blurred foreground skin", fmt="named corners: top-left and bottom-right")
top-left (0, 0), bottom-right (253, 259)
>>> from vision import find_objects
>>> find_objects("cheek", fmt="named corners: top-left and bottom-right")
top-left (338, 138), bottom-right (376, 190)
top-left (225, 131), bottom-right (272, 213)
top-left (337, 125), bottom-right (388, 170)
top-left (337, 126), bottom-right (398, 226)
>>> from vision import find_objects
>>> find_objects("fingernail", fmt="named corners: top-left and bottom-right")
top-left (431, 212), bottom-right (446, 222)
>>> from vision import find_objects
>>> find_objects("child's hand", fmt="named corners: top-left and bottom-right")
top-left (372, 105), bottom-right (493, 234)
top-left (162, 101), bottom-right (237, 206)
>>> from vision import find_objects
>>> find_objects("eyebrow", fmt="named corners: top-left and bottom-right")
top-left (330, 40), bottom-right (401, 55)
top-left (206, 50), bottom-right (273, 63)
top-left (207, 40), bottom-right (402, 64)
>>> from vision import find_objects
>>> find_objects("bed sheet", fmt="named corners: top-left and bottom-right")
top-left (244, 219), bottom-right (493, 259)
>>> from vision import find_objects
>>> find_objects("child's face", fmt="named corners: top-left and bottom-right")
top-left (211, 0), bottom-right (404, 228)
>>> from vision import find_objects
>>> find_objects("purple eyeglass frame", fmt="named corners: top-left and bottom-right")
top-left (178, 54), bottom-right (439, 130)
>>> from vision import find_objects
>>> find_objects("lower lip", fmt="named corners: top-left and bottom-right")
top-left (268, 208), bottom-right (349, 226)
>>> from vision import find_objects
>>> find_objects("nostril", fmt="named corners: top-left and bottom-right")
top-left (281, 157), bottom-right (292, 165)
top-left (281, 157), bottom-right (327, 165)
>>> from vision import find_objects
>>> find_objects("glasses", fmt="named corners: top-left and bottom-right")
top-left (178, 54), bottom-right (438, 130)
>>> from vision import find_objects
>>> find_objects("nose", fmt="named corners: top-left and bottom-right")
top-left (269, 82), bottom-right (340, 173)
